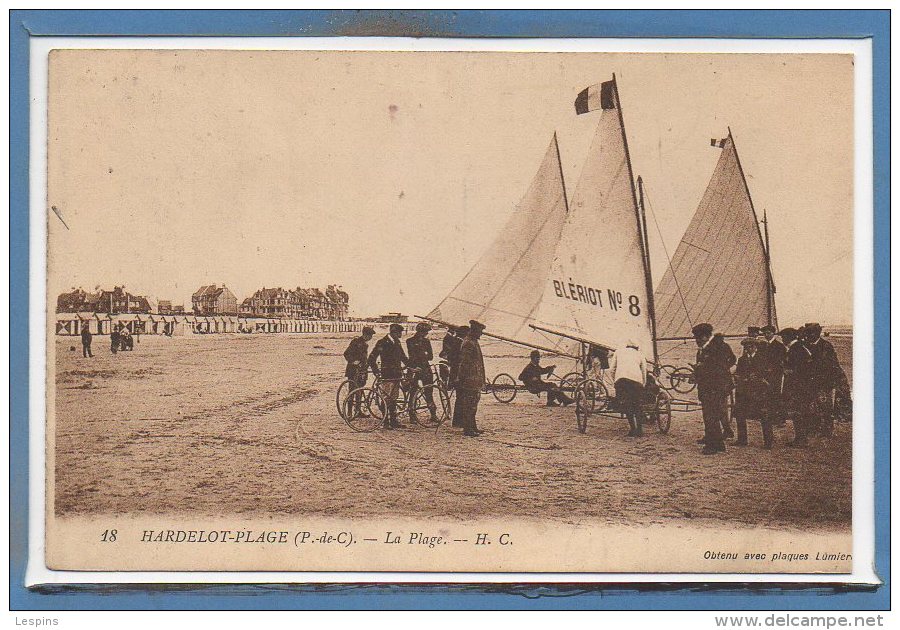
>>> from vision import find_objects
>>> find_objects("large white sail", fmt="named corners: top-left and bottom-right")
top-left (426, 134), bottom-right (569, 350)
top-left (534, 78), bottom-right (655, 360)
top-left (654, 133), bottom-right (776, 339)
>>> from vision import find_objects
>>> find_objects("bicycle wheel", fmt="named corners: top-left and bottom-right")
top-left (657, 364), bottom-right (677, 391)
top-left (411, 384), bottom-right (450, 427)
top-left (342, 387), bottom-right (383, 432)
top-left (336, 379), bottom-right (352, 419)
top-left (670, 367), bottom-right (696, 394)
top-left (654, 392), bottom-right (672, 434)
top-left (559, 372), bottom-right (582, 395)
top-left (491, 373), bottom-right (517, 403)
top-left (574, 380), bottom-right (598, 434)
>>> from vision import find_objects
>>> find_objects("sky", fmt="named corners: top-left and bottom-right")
top-left (47, 50), bottom-right (854, 325)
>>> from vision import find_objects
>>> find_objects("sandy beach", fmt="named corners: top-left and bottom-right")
top-left (53, 332), bottom-right (852, 531)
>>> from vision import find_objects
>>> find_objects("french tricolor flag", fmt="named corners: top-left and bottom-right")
top-left (575, 80), bottom-right (616, 115)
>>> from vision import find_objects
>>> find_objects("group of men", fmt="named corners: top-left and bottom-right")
top-left (693, 321), bottom-right (847, 455)
top-left (79, 324), bottom-right (135, 357)
top-left (343, 318), bottom-right (488, 437)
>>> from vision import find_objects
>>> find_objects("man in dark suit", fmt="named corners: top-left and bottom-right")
top-left (760, 325), bottom-right (786, 426)
top-left (803, 322), bottom-right (841, 438)
top-left (80, 324), bottom-right (93, 358)
top-left (448, 325), bottom-right (469, 427)
top-left (343, 326), bottom-right (375, 416)
top-left (781, 327), bottom-right (814, 447)
top-left (692, 323), bottom-right (736, 455)
top-left (368, 323), bottom-right (409, 429)
top-left (439, 325), bottom-right (463, 389)
top-left (518, 350), bottom-right (573, 407)
top-left (456, 320), bottom-right (486, 437)
top-left (407, 322), bottom-right (438, 422)
top-left (733, 338), bottom-right (772, 448)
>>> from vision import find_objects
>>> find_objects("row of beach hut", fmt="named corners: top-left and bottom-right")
top-left (55, 313), bottom-right (366, 337)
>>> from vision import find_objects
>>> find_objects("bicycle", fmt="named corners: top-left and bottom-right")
top-left (341, 366), bottom-right (452, 432)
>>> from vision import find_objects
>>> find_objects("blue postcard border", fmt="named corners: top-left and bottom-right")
top-left (9, 9), bottom-right (890, 611)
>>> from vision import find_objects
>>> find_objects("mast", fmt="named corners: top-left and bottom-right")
top-left (637, 176), bottom-right (659, 366)
top-left (761, 209), bottom-right (778, 329)
top-left (729, 127), bottom-right (777, 331)
top-left (613, 74), bottom-right (657, 365)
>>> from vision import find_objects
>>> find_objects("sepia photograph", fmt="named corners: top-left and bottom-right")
top-left (44, 48), bottom-right (856, 573)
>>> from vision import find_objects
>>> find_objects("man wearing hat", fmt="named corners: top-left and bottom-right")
top-left (518, 350), bottom-right (574, 407)
top-left (692, 323), bottom-right (736, 454)
top-left (439, 325), bottom-right (462, 389)
top-left (448, 325), bottom-right (469, 427)
top-left (456, 320), bottom-right (487, 437)
top-left (407, 321), bottom-right (438, 423)
top-left (343, 325), bottom-right (376, 416)
top-left (733, 337), bottom-right (773, 448)
top-left (803, 323), bottom-right (841, 438)
top-left (780, 327), bottom-right (813, 447)
top-left (368, 323), bottom-right (409, 429)
top-left (761, 325), bottom-right (787, 426)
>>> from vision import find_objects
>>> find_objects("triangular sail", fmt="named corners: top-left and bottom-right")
top-left (534, 78), bottom-right (655, 360)
top-left (426, 134), bottom-right (569, 348)
top-left (654, 134), bottom-right (777, 338)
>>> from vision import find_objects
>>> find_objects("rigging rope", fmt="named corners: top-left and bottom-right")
top-left (643, 182), bottom-right (694, 331)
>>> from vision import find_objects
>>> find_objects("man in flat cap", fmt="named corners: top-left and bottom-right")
top-left (439, 325), bottom-right (462, 389)
top-left (780, 327), bottom-right (813, 447)
top-left (368, 323), bottom-right (409, 429)
top-left (803, 323), bottom-right (842, 438)
top-left (518, 350), bottom-right (574, 407)
top-left (448, 325), bottom-right (469, 427)
top-left (407, 321), bottom-right (439, 423)
top-left (692, 322), bottom-right (736, 454)
top-left (343, 325), bottom-right (375, 416)
top-left (733, 337), bottom-right (773, 448)
top-left (761, 325), bottom-right (787, 426)
top-left (456, 320), bottom-right (486, 437)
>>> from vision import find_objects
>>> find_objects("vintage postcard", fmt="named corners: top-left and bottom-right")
top-left (45, 49), bottom-right (857, 574)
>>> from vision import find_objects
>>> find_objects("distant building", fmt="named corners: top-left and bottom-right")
top-left (242, 287), bottom-right (299, 319)
top-left (191, 284), bottom-right (238, 316)
top-left (56, 286), bottom-right (151, 314)
top-left (241, 285), bottom-right (350, 320)
top-left (378, 312), bottom-right (408, 324)
top-left (157, 300), bottom-right (187, 315)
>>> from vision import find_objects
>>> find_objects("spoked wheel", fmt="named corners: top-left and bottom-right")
top-left (491, 373), bottom-right (518, 403)
top-left (657, 364), bottom-right (677, 391)
top-left (410, 385), bottom-right (451, 428)
top-left (336, 379), bottom-right (352, 418)
top-left (670, 367), bottom-right (697, 394)
top-left (559, 371), bottom-right (582, 395)
top-left (650, 391), bottom-right (672, 434)
top-left (342, 387), bottom-right (384, 432)
top-left (574, 379), bottom-right (603, 434)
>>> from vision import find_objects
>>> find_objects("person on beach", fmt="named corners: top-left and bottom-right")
top-left (343, 326), bottom-right (375, 416)
top-left (438, 325), bottom-right (462, 389)
top-left (448, 325), bottom-right (469, 427)
top-left (760, 325), bottom-right (787, 426)
top-left (803, 323), bottom-right (841, 438)
top-left (110, 325), bottom-right (120, 355)
top-left (455, 320), bottom-right (486, 437)
top-left (518, 350), bottom-right (573, 407)
top-left (780, 327), bottom-right (814, 448)
top-left (368, 323), bottom-right (408, 429)
top-left (692, 323), bottom-right (736, 455)
top-left (407, 322), bottom-right (438, 423)
top-left (80, 324), bottom-right (93, 358)
top-left (733, 338), bottom-right (773, 448)
top-left (609, 340), bottom-right (647, 437)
